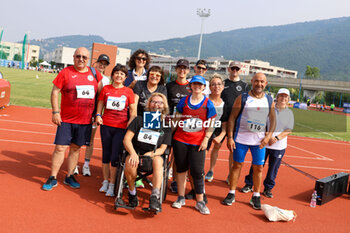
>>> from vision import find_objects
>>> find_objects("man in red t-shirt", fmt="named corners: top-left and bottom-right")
top-left (42, 47), bottom-right (102, 191)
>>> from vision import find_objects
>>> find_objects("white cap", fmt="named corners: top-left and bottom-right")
top-left (277, 88), bottom-right (290, 96)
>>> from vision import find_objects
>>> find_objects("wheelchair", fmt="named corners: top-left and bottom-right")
top-left (114, 147), bottom-right (171, 214)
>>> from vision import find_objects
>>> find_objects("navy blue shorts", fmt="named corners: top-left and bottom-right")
top-left (100, 125), bottom-right (126, 167)
top-left (54, 122), bottom-right (92, 147)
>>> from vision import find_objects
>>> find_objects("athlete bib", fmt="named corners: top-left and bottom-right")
top-left (106, 96), bottom-right (126, 111)
top-left (76, 85), bottom-right (95, 99)
top-left (183, 118), bottom-right (203, 133)
top-left (247, 118), bottom-right (266, 132)
top-left (137, 128), bottom-right (160, 145)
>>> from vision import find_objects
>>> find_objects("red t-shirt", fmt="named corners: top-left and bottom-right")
top-left (53, 66), bottom-right (102, 124)
top-left (98, 85), bottom-right (135, 129)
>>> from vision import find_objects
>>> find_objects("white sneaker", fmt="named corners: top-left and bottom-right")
top-left (73, 166), bottom-right (79, 175)
top-left (99, 180), bottom-right (108, 193)
top-left (172, 196), bottom-right (186, 209)
top-left (195, 201), bottom-right (210, 215)
top-left (82, 165), bottom-right (91, 176)
top-left (105, 184), bottom-right (115, 197)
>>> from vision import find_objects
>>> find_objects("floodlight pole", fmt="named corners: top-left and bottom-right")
top-left (197, 8), bottom-right (210, 60)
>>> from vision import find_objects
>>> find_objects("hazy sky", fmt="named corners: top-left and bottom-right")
top-left (1, 0), bottom-right (349, 43)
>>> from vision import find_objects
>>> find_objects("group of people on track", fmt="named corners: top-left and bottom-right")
top-left (42, 47), bottom-right (294, 215)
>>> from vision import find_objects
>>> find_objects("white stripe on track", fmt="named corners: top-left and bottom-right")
top-left (0, 119), bottom-right (53, 127)
top-left (288, 144), bottom-right (333, 161)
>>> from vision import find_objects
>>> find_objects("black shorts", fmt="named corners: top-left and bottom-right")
top-left (54, 122), bottom-right (92, 147)
top-left (172, 139), bottom-right (205, 173)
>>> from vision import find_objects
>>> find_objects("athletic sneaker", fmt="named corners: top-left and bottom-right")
top-left (195, 201), bottom-right (210, 215)
top-left (169, 181), bottom-right (178, 193)
top-left (250, 196), bottom-right (261, 210)
top-left (185, 189), bottom-right (195, 199)
top-left (64, 175), bottom-right (80, 189)
top-left (128, 192), bottom-right (139, 208)
top-left (42, 176), bottom-right (57, 191)
top-left (82, 165), bottom-right (91, 176)
top-left (240, 184), bottom-right (253, 193)
top-left (222, 193), bottom-right (235, 205)
top-left (149, 195), bottom-right (161, 212)
top-left (135, 178), bottom-right (144, 188)
top-left (205, 170), bottom-right (214, 182)
top-left (263, 189), bottom-right (273, 198)
top-left (105, 184), bottom-right (115, 197)
top-left (99, 180), bottom-right (109, 193)
top-left (172, 196), bottom-right (186, 209)
top-left (73, 166), bottom-right (79, 175)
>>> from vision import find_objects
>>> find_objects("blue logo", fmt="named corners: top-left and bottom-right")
top-left (143, 111), bottom-right (161, 129)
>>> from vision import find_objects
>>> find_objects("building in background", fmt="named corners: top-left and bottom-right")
top-left (116, 47), bottom-right (131, 66)
top-left (0, 41), bottom-right (40, 63)
top-left (52, 47), bottom-right (76, 69)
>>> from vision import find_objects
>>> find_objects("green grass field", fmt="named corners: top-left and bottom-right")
top-left (1, 67), bottom-right (349, 141)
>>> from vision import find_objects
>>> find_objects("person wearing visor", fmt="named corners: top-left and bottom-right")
top-left (240, 88), bottom-right (294, 198)
top-left (172, 75), bottom-right (216, 215)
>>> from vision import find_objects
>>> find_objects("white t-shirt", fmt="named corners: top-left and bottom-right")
top-left (235, 95), bottom-right (270, 146)
top-left (266, 108), bottom-right (294, 150)
top-left (101, 74), bottom-right (111, 87)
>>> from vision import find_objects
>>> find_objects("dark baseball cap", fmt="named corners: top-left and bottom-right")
top-left (195, 59), bottom-right (208, 69)
top-left (176, 59), bottom-right (189, 68)
top-left (97, 54), bottom-right (110, 65)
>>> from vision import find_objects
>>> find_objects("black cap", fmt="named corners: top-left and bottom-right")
top-left (176, 59), bottom-right (189, 68)
top-left (97, 54), bottom-right (110, 65)
top-left (195, 59), bottom-right (208, 69)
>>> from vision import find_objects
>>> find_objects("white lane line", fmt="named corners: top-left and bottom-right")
top-left (210, 158), bottom-right (350, 172)
top-left (0, 119), bottom-right (53, 127)
top-left (289, 136), bottom-right (350, 145)
top-left (0, 128), bottom-right (55, 136)
top-left (288, 144), bottom-right (334, 161)
top-left (295, 123), bottom-right (346, 141)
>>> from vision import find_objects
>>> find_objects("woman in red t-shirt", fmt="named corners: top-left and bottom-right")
top-left (95, 64), bottom-right (137, 197)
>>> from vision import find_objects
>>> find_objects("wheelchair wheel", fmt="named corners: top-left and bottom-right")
top-left (114, 162), bottom-right (125, 209)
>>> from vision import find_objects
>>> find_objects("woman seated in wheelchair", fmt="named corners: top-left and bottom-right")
top-left (123, 93), bottom-right (172, 211)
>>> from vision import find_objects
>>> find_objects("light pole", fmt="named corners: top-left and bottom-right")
top-left (197, 8), bottom-right (210, 60)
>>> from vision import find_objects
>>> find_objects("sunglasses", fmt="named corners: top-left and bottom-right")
top-left (149, 72), bottom-right (162, 78)
top-left (75, 55), bottom-right (88, 60)
top-left (136, 57), bottom-right (147, 62)
top-left (150, 100), bottom-right (164, 105)
top-left (230, 67), bottom-right (240, 71)
top-left (197, 66), bottom-right (207, 71)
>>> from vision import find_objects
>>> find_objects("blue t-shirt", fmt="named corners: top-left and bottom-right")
top-left (176, 95), bottom-right (217, 119)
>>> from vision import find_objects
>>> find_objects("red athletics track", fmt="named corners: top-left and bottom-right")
top-left (0, 106), bottom-right (349, 233)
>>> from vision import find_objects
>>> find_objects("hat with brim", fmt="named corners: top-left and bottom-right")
top-left (277, 88), bottom-right (290, 96)
top-left (229, 61), bottom-right (241, 68)
top-left (190, 75), bottom-right (206, 85)
top-left (97, 54), bottom-right (110, 65)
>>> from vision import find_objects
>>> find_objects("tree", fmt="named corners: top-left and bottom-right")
top-left (29, 58), bottom-right (38, 67)
top-left (304, 65), bottom-right (321, 79)
top-left (13, 53), bottom-right (22, 61)
top-left (0, 52), bottom-right (8, 60)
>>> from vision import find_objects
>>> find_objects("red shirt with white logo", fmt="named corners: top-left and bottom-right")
top-left (53, 66), bottom-right (102, 124)
top-left (98, 85), bottom-right (135, 129)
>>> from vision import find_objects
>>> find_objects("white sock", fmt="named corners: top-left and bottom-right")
top-left (253, 192), bottom-right (260, 197)
top-left (129, 188), bottom-right (136, 195)
top-left (84, 160), bottom-right (90, 167)
top-left (108, 183), bottom-right (114, 188)
top-left (229, 190), bottom-right (236, 194)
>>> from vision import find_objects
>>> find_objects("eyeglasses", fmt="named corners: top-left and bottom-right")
top-left (150, 100), bottom-right (164, 105)
top-left (149, 72), bottom-right (162, 78)
top-left (75, 55), bottom-right (88, 60)
top-left (197, 66), bottom-right (207, 71)
top-left (230, 67), bottom-right (240, 71)
top-left (136, 57), bottom-right (147, 62)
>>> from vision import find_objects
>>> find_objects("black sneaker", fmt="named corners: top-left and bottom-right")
top-left (222, 193), bottom-right (235, 205)
top-left (263, 189), bottom-right (273, 198)
top-left (240, 184), bottom-right (253, 193)
top-left (128, 192), bottom-right (139, 208)
top-left (185, 189), bottom-right (195, 200)
top-left (203, 193), bottom-right (208, 204)
top-left (149, 195), bottom-right (161, 212)
top-left (250, 196), bottom-right (261, 210)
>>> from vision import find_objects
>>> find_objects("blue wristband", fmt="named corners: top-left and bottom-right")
top-left (96, 114), bottom-right (102, 117)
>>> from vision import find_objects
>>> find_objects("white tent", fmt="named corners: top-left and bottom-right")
top-left (39, 61), bottom-right (51, 67)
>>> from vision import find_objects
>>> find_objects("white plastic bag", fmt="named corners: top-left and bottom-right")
top-left (261, 204), bottom-right (297, 222)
